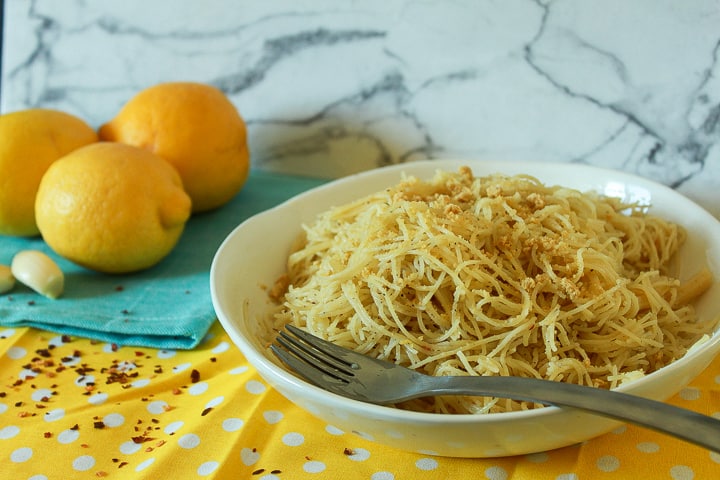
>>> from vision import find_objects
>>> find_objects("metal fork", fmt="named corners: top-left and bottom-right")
top-left (271, 324), bottom-right (720, 452)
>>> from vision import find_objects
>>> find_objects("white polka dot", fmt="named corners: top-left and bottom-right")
top-left (28, 475), bottom-right (48, 480)
top-left (72, 455), bottom-right (95, 471)
top-left (282, 432), bottom-right (305, 446)
top-left (88, 392), bottom-right (108, 405)
top-left (556, 474), bottom-right (579, 480)
top-left (57, 429), bottom-right (80, 444)
top-left (198, 461), bottom-right (219, 476)
top-left (178, 433), bottom-right (201, 449)
top-left (172, 362), bottom-right (192, 373)
top-left (212, 341), bottom-right (230, 354)
top-left (147, 400), bottom-right (169, 415)
top-left (611, 425), bottom-right (627, 434)
top-left (136, 457), bottom-right (155, 471)
top-left (158, 349), bottom-right (176, 359)
top-left (48, 335), bottom-right (66, 347)
top-left (205, 396), bottom-right (224, 409)
top-left (132, 379), bottom-right (151, 388)
top-left (164, 421), bottom-right (184, 435)
top-left (596, 455), bottom-right (620, 472)
top-left (670, 465), bottom-right (695, 480)
top-left (0, 402), bottom-right (7, 414)
top-left (44, 408), bottom-right (65, 422)
top-left (19, 368), bottom-right (38, 380)
top-left (325, 425), bottom-right (344, 435)
top-left (485, 466), bottom-right (508, 480)
top-left (103, 413), bottom-right (125, 427)
top-left (10, 447), bottom-right (33, 462)
top-left (636, 442), bottom-right (660, 453)
top-left (0, 425), bottom-right (20, 439)
top-left (102, 343), bottom-right (121, 353)
top-left (246, 380), bottom-right (266, 394)
top-left (346, 447), bottom-right (370, 461)
top-left (526, 452), bottom-right (549, 463)
top-left (74, 374), bottom-right (95, 387)
top-left (222, 418), bottom-right (244, 432)
top-left (679, 388), bottom-right (701, 401)
top-left (229, 366), bottom-right (248, 375)
top-left (188, 382), bottom-right (209, 395)
top-left (119, 440), bottom-right (143, 455)
top-left (0, 328), bottom-right (17, 338)
top-left (6, 346), bottom-right (27, 359)
top-left (303, 460), bottom-right (326, 473)
top-left (711, 450), bottom-right (720, 464)
top-left (263, 410), bottom-right (283, 424)
top-left (415, 458), bottom-right (438, 471)
top-left (371, 473), bottom-right (395, 480)
top-left (240, 447), bottom-right (260, 466)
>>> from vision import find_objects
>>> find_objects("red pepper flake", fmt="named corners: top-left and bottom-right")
top-left (252, 469), bottom-right (265, 475)
top-left (27, 300), bottom-right (35, 306)
top-left (210, 357), bottom-right (217, 363)
top-left (43, 432), bottom-right (52, 438)
top-left (35, 404), bottom-right (47, 409)
top-left (118, 462), bottom-right (128, 469)
top-left (343, 447), bottom-right (355, 455)
top-left (190, 369), bottom-right (200, 383)
top-left (71, 424), bottom-right (80, 430)
top-left (61, 335), bottom-right (72, 343)
top-left (172, 388), bottom-right (182, 395)
top-left (81, 443), bottom-right (90, 448)
top-left (271, 470), bottom-right (282, 475)
top-left (156, 440), bottom-right (166, 447)
top-left (134, 351), bottom-right (144, 357)
top-left (111, 343), bottom-right (119, 352)
top-left (121, 309), bottom-right (130, 315)
top-left (131, 435), bottom-right (155, 444)
top-left (201, 407), bottom-right (213, 417)
top-left (94, 421), bottom-right (106, 429)
top-left (151, 419), bottom-right (160, 424)
top-left (0, 392), bottom-right (5, 398)
top-left (115, 285), bottom-right (124, 292)
top-left (96, 472), bottom-right (108, 477)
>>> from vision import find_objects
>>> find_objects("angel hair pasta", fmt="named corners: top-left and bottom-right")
top-left (269, 166), bottom-right (715, 414)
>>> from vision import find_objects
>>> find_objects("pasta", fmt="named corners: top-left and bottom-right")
top-left (268, 166), bottom-right (716, 414)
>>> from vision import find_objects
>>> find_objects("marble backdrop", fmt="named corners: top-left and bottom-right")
top-left (2, 0), bottom-right (719, 218)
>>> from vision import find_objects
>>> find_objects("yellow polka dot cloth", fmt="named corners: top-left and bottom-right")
top-left (2, 322), bottom-right (719, 479)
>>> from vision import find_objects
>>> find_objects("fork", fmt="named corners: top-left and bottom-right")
top-left (271, 324), bottom-right (720, 452)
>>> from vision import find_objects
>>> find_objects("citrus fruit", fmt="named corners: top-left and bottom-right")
top-left (98, 82), bottom-right (250, 213)
top-left (0, 109), bottom-right (98, 236)
top-left (35, 142), bottom-right (192, 274)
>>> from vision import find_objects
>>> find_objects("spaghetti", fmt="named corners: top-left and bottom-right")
top-left (269, 166), bottom-right (715, 414)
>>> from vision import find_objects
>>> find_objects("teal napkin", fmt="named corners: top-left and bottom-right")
top-left (0, 170), bottom-right (326, 349)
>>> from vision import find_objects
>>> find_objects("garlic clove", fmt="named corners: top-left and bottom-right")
top-left (0, 264), bottom-right (15, 294)
top-left (11, 250), bottom-right (64, 299)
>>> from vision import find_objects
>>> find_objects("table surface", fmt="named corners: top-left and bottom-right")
top-left (2, 320), bottom-right (719, 480)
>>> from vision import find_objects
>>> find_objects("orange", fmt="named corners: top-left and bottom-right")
top-left (0, 109), bottom-right (98, 236)
top-left (98, 82), bottom-right (250, 213)
top-left (35, 142), bottom-right (192, 273)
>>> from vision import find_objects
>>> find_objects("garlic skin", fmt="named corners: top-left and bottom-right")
top-left (0, 264), bottom-right (15, 294)
top-left (11, 250), bottom-right (64, 299)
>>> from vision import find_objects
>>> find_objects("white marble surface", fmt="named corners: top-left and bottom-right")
top-left (2, 0), bottom-right (719, 218)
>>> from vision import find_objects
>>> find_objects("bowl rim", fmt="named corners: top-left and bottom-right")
top-left (211, 159), bottom-right (720, 424)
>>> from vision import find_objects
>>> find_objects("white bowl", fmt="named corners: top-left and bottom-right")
top-left (210, 160), bottom-right (720, 457)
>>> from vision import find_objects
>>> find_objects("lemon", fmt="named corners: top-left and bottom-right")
top-left (35, 142), bottom-right (192, 273)
top-left (99, 82), bottom-right (250, 213)
top-left (0, 109), bottom-right (98, 236)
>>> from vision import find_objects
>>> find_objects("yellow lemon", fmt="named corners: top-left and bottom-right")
top-left (99, 82), bottom-right (250, 213)
top-left (0, 109), bottom-right (98, 236)
top-left (35, 142), bottom-right (192, 274)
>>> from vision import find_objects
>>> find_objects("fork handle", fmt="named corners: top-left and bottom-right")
top-left (420, 375), bottom-right (720, 452)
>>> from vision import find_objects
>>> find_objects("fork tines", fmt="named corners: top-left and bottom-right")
top-left (271, 325), bottom-right (357, 386)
